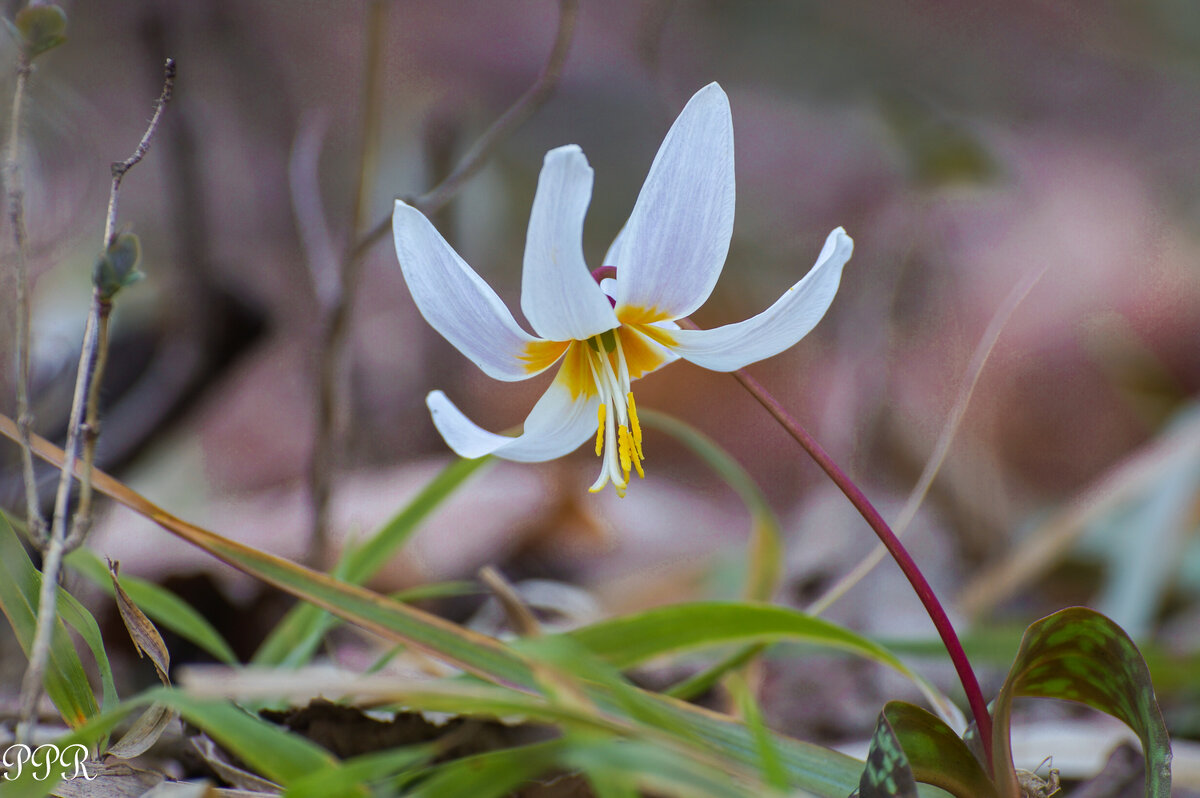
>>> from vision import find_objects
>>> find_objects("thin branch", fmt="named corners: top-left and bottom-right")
top-left (306, 0), bottom-right (387, 564)
top-left (347, 0), bottom-right (579, 263)
top-left (805, 264), bottom-right (1046, 616)
top-left (15, 58), bottom-right (175, 745)
top-left (4, 46), bottom-right (44, 545)
top-left (105, 58), bottom-right (176, 248)
top-left (305, 0), bottom-right (579, 559)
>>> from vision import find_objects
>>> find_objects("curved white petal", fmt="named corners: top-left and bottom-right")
top-left (521, 145), bottom-right (618, 341)
top-left (614, 83), bottom-right (735, 320)
top-left (426, 379), bottom-right (600, 463)
top-left (667, 228), bottom-right (853, 372)
top-left (394, 200), bottom-right (547, 381)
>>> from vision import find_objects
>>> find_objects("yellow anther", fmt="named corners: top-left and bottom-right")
top-left (595, 404), bottom-right (606, 456)
top-left (626, 391), bottom-right (643, 457)
top-left (618, 425), bottom-right (633, 477)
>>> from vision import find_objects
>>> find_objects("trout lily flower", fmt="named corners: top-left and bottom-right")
top-left (393, 83), bottom-right (853, 496)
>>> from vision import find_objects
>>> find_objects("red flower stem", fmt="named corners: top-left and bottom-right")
top-left (727, 365), bottom-right (994, 770)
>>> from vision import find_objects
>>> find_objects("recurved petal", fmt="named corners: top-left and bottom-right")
top-left (521, 145), bottom-right (618, 341)
top-left (426, 378), bottom-right (600, 463)
top-left (394, 200), bottom-right (546, 381)
top-left (666, 227), bottom-right (853, 372)
top-left (614, 82), bottom-right (735, 320)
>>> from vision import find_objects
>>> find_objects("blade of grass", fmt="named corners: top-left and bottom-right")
top-left (253, 456), bottom-right (492, 667)
top-left (566, 601), bottom-right (957, 724)
top-left (641, 410), bottom-right (782, 602)
top-left (3, 420), bottom-right (943, 797)
top-left (0, 512), bottom-right (101, 728)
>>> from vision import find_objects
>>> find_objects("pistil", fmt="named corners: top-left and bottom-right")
top-left (584, 328), bottom-right (645, 496)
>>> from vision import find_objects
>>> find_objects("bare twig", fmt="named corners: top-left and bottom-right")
top-left (104, 58), bottom-right (176, 248)
top-left (3, 43), bottom-right (44, 545)
top-left (347, 0), bottom-right (579, 263)
top-left (305, 0), bottom-right (578, 560)
top-left (15, 58), bottom-right (175, 745)
top-left (805, 264), bottom-right (1046, 616)
top-left (305, 0), bottom-right (387, 564)
top-left (478, 566), bottom-right (543, 637)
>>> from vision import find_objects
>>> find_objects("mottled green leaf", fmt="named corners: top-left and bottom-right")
top-left (882, 701), bottom-right (997, 798)
top-left (857, 710), bottom-right (917, 798)
top-left (991, 607), bottom-right (1171, 797)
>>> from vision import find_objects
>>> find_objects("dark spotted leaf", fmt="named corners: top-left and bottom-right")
top-left (881, 701), bottom-right (997, 798)
top-left (857, 710), bottom-right (917, 798)
top-left (990, 607), bottom-right (1171, 798)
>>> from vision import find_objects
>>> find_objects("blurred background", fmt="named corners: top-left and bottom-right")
top-left (3, 0), bottom-right (1200, 778)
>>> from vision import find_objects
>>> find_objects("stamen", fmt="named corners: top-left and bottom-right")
top-left (595, 404), bottom-right (606, 456)
top-left (626, 391), bottom-right (643, 457)
top-left (618, 425), bottom-right (632, 477)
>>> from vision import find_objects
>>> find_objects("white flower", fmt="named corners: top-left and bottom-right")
top-left (392, 82), bottom-right (853, 496)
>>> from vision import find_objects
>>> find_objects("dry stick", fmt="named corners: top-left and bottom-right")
top-left (3, 44), bottom-right (44, 545)
top-left (15, 59), bottom-right (175, 744)
top-left (305, 0), bottom-right (579, 558)
top-left (349, 0), bottom-right (579, 263)
top-left (805, 264), bottom-right (1047, 618)
top-left (306, 0), bottom-right (387, 565)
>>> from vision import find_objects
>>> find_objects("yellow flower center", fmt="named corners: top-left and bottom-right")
top-left (520, 308), bottom-right (676, 496)
top-left (582, 328), bottom-right (644, 496)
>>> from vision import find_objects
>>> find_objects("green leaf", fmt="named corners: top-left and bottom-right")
top-left (12, 5), bottom-right (67, 58)
top-left (148, 688), bottom-right (334, 785)
top-left (565, 601), bottom-right (957, 723)
top-left (726, 671), bottom-right (789, 791)
top-left (0, 513), bottom-right (100, 727)
top-left (253, 456), bottom-right (491, 667)
top-left (32, 449), bottom-right (941, 797)
top-left (66, 546), bottom-right (238, 665)
top-left (857, 710), bottom-right (917, 798)
top-left (881, 701), bottom-right (996, 798)
top-left (404, 739), bottom-right (562, 798)
top-left (283, 744), bottom-right (435, 798)
top-left (92, 232), bottom-right (143, 300)
top-left (990, 607), bottom-right (1172, 797)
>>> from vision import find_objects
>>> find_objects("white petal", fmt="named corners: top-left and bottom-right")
top-left (426, 379), bottom-right (600, 463)
top-left (614, 83), bottom-right (735, 320)
top-left (394, 200), bottom-right (547, 381)
top-left (521, 145), bottom-right (619, 341)
top-left (667, 228), bottom-right (853, 372)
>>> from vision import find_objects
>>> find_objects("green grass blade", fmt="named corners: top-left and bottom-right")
top-left (283, 744), bottom-right (435, 798)
top-left (642, 410), bottom-right (782, 602)
top-left (566, 601), bottom-right (955, 722)
top-left (0, 513), bottom-right (100, 727)
top-left (66, 546), bottom-right (238, 665)
top-left (253, 456), bottom-right (491, 667)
